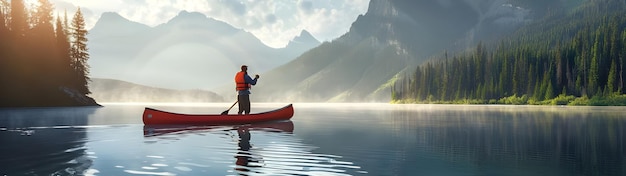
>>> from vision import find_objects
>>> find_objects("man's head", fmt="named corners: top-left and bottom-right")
top-left (241, 65), bottom-right (248, 72)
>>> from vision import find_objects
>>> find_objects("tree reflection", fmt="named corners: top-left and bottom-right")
top-left (0, 107), bottom-right (97, 175)
top-left (387, 107), bottom-right (626, 175)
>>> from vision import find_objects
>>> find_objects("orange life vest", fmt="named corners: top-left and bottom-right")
top-left (235, 71), bottom-right (250, 91)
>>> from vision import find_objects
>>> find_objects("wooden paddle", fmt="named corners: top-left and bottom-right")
top-left (221, 100), bottom-right (238, 115)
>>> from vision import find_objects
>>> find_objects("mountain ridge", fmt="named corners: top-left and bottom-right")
top-left (89, 12), bottom-right (151, 38)
top-left (287, 30), bottom-right (319, 46)
top-left (89, 78), bottom-right (224, 103)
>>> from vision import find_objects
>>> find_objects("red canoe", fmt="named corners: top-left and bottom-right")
top-left (142, 104), bottom-right (294, 125)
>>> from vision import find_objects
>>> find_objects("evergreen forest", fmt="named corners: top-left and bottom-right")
top-left (392, 0), bottom-right (626, 105)
top-left (0, 0), bottom-right (96, 107)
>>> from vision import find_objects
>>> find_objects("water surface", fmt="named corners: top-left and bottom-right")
top-left (1, 103), bottom-right (625, 175)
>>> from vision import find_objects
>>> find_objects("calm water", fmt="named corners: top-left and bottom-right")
top-left (1, 103), bottom-right (625, 176)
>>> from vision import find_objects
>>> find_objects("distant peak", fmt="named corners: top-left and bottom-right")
top-left (286, 30), bottom-right (320, 48)
top-left (92, 12), bottom-right (135, 30)
top-left (90, 11), bottom-right (150, 34)
top-left (166, 10), bottom-right (215, 25)
top-left (175, 10), bottom-right (207, 19)
top-left (298, 30), bottom-right (314, 38)
top-left (99, 12), bottom-right (127, 21)
top-left (293, 30), bottom-right (319, 42)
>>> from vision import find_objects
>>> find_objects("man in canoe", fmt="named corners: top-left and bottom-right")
top-left (235, 65), bottom-right (259, 115)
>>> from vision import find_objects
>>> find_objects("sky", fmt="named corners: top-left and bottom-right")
top-left (46, 0), bottom-right (370, 48)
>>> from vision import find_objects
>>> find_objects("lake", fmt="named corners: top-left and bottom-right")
top-left (1, 103), bottom-right (625, 176)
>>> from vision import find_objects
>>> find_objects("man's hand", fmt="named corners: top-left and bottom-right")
top-left (255, 74), bottom-right (260, 79)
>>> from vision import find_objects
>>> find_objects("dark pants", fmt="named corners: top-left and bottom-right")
top-left (237, 94), bottom-right (251, 115)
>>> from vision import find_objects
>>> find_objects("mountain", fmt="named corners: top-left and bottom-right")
top-left (88, 11), bottom-right (320, 90)
top-left (89, 78), bottom-right (224, 103)
top-left (89, 12), bottom-right (151, 37)
top-left (285, 30), bottom-right (320, 49)
top-left (233, 0), bottom-right (574, 102)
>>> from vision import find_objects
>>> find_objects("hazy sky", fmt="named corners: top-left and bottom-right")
top-left (46, 0), bottom-right (370, 48)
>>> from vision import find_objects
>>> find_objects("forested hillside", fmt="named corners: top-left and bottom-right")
top-left (392, 0), bottom-right (626, 105)
top-left (0, 0), bottom-right (97, 107)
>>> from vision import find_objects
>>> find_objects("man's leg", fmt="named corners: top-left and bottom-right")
top-left (237, 95), bottom-right (245, 115)
top-left (242, 94), bottom-right (251, 115)
top-left (238, 94), bottom-right (251, 115)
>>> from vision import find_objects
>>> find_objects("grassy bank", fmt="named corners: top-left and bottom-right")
top-left (391, 94), bottom-right (626, 106)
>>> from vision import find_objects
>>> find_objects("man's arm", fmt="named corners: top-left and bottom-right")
top-left (245, 74), bottom-right (258, 85)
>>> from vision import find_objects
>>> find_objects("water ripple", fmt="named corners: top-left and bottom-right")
top-left (124, 169), bottom-right (175, 176)
top-left (1, 121), bottom-right (365, 175)
top-left (138, 121), bottom-right (365, 175)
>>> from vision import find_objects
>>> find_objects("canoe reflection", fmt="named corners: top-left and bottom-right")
top-left (143, 120), bottom-right (294, 137)
top-left (143, 120), bottom-right (294, 175)
top-left (143, 121), bottom-right (294, 175)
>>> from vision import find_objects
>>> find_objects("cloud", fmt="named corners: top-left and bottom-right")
top-left (265, 14), bottom-right (277, 24)
top-left (50, 0), bottom-right (75, 12)
top-left (51, 0), bottom-right (369, 48)
top-left (218, 0), bottom-right (246, 16)
top-left (298, 0), bottom-right (314, 14)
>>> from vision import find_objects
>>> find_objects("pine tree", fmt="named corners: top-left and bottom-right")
top-left (0, 3), bottom-right (7, 50)
top-left (617, 30), bottom-right (626, 93)
top-left (545, 81), bottom-right (554, 100)
top-left (10, 0), bottom-right (27, 38)
top-left (69, 8), bottom-right (90, 94)
top-left (589, 34), bottom-right (600, 96)
top-left (7, 0), bottom-right (31, 103)
top-left (0, 1), bottom-right (7, 33)
top-left (55, 14), bottom-right (72, 86)
top-left (32, 0), bottom-right (54, 26)
top-left (0, 1), bottom-right (8, 102)
top-left (30, 0), bottom-right (56, 87)
top-left (607, 59), bottom-right (617, 93)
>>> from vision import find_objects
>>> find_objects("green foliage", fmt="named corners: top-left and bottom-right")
top-left (390, 92), bottom-right (626, 106)
top-left (568, 96), bottom-right (590, 106)
top-left (498, 94), bottom-right (529, 105)
top-left (588, 94), bottom-right (626, 106)
top-left (551, 94), bottom-right (576, 105)
top-left (392, 0), bottom-right (626, 106)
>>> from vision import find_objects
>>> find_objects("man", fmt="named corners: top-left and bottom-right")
top-left (235, 65), bottom-right (259, 115)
